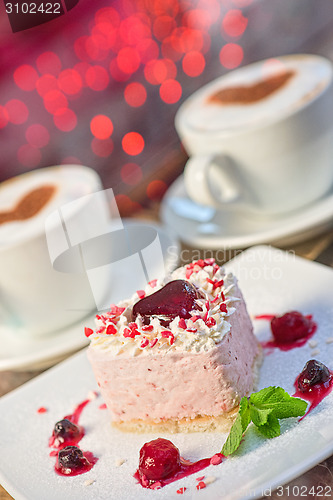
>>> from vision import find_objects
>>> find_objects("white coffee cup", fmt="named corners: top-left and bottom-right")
top-left (0, 165), bottom-right (110, 337)
top-left (175, 54), bottom-right (333, 216)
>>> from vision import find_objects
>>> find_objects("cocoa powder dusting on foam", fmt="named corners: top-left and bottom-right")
top-left (0, 185), bottom-right (56, 225)
top-left (208, 70), bottom-right (295, 105)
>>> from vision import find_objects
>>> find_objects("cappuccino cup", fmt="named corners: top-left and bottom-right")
top-left (176, 54), bottom-right (333, 216)
top-left (0, 165), bottom-right (109, 337)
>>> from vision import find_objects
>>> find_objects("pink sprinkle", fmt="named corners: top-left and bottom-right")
top-left (110, 305), bottom-right (125, 316)
top-left (150, 338), bottom-right (158, 348)
top-left (37, 407), bottom-right (47, 414)
top-left (220, 292), bottom-right (225, 301)
top-left (106, 324), bottom-right (117, 335)
top-left (185, 268), bottom-right (193, 279)
top-left (137, 290), bottom-right (145, 299)
top-left (195, 259), bottom-right (205, 267)
top-left (84, 327), bottom-right (94, 337)
top-left (142, 325), bottom-right (154, 332)
top-left (196, 476), bottom-right (205, 481)
top-left (140, 337), bottom-right (149, 348)
top-left (211, 296), bottom-right (219, 303)
top-left (177, 487), bottom-right (187, 494)
top-left (96, 326), bottom-right (105, 334)
top-left (206, 317), bottom-right (216, 327)
top-left (99, 403), bottom-right (107, 410)
top-left (161, 330), bottom-right (172, 338)
top-left (191, 315), bottom-right (202, 323)
top-left (213, 279), bottom-right (224, 289)
top-left (220, 304), bottom-right (227, 313)
top-left (169, 333), bottom-right (175, 345)
top-left (210, 453), bottom-right (223, 465)
top-left (96, 314), bottom-right (107, 324)
top-left (129, 322), bottom-right (137, 331)
top-left (148, 279), bottom-right (157, 288)
top-left (178, 318), bottom-right (186, 329)
top-left (186, 328), bottom-right (197, 333)
top-left (196, 481), bottom-right (206, 490)
top-left (123, 328), bottom-right (133, 338)
top-left (206, 278), bottom-right (215, 285)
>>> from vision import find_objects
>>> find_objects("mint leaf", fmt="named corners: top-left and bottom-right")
top-left (256, 413), bottom-right (281, 438)
top-left (222, 397), bottom-right (251, 456)
top-left (250, 386), bottom-right (307, 419)
top-left (250, 404), bottom-right (272, 427)
top-left (221, 386), bottom-right (307, 456)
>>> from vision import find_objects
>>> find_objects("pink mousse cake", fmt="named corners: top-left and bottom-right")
top-left (86, 259), bottom-right (262, 432)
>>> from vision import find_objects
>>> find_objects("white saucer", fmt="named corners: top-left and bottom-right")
top-left (0, 220), bottom-right (179, 372)
top-left (161, 175), bottom-right (333, 249)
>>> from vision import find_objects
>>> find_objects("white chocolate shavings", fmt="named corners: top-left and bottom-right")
top-left (84, 479), bottom-right (96, 486)
top-left (88, 259), bottom-right (240, 356)
top-left (311, 349), bottom-right (320, 356)
top-left (326, 337), bottom-right (333, 344)
top-left (308, 340), bottom-right (318, 348)
top-left (204, 476), bottom-right (217, 485)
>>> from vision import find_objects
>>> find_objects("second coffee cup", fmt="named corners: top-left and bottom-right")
top-left (176, 54), bottom-right (333, 216)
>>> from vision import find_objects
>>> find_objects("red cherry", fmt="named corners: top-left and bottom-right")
top-left (271, 311), bottom-right (312, 344)
top-left (132, 280), bottom-right (202, 327)
top-left (138, 438), bottom-right (181, 481)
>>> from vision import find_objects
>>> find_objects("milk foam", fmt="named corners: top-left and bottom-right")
top-left (0, 166), bottom-right (99, 247)
top-left (180, 55), bottom-right (332, 133)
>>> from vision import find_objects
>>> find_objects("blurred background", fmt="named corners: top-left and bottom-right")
top-left (1, 0), bottom-right (333, 216)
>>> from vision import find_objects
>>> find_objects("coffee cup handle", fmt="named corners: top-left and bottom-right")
top-left (184, 154), bottom-right (258, 212)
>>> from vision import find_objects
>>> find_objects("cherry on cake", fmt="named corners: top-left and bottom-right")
top-left (86, 259), bottom-right (262, 432)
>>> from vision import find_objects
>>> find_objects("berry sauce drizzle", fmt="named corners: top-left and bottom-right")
top-left (255, 312), bottom-right (317, 351)
top-left (49, 396), bottom-right (98, 476)
top-left (293, 361), bottom-right (333, 420)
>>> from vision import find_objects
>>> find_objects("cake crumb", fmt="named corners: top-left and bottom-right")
top-left (326, 337), bottom-right (333, 344)
top-left (84, 479), bottom-right (96, 486)
top-left (311, 349), bottom-right (320, 356)
top-left (308, 340), bottom-right (318, 348)
top-left (87, 390), bottom-right (98, 400)
top-left (205, 476), bottom-right (216, 485)
top-left (115, 458), bottom-right (126, 467)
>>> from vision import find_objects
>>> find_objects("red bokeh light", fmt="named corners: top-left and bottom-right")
top-left (109, 59), bottom-right (132, 82)
top-left (14, 65), bottom-right (38, 91)
top-left (146, 180), bottom-right (168, 201)
top-left (219, 43), bottom-right (244, 69)
top-left (137, 39), bottom-right (160, 64)
top-left (94, 6), bottom-right (121, 29)
top-left (182, 8), bottom-right (213, 30)
top-left (85, 65), bottom-right (109, 91)
top-left (122, 132), bottom-right (144, 155)
top-left (119, 16), bottom-right (151, 45)
top-left (17, 144), bottom-right (42, 168)
top-left (91, 138), bottom-right (114, 157)
top-left (153, 15), bottom-right (176, 41)
top-left (115, 194), bottom-right (142, 217)
top-left (25, 124), bottom-right (50, 148)
top-left (117, 47), bottom-right (141, 74)
top-left (36, 52), bottom-right (62, 76)
top-left (124, 82), bottom-right (147, 107)
top-left (144, 58), bottom-right (177, 85)
top-left (92, 22), bottom-right (117, 50)
top-left (54, 108), bottom-right (78, 132)
top-left (90, 115), bottom-right (114, 139)
top-left (86, 34), bottom-right (109, 61)
top-left (121, 162), bottom-right (143, 185)
top-left (58, 69), bottom-right (82, 95)
top-left (5, 99), bottom-right (29, 124)
top-left (159, 79), bottom-right (182, 104)
top-left (36, 74), bottom-right (58, 97)
top-left (182, 51), bottom-right (205, 77)
top-left (0, 106), bottom-right (9, 128)
top-left (43, 90), bottom-right (68, 114)
top-left (222, 10), bottom-right (248, 38)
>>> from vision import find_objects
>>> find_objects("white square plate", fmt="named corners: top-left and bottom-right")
top-left (1, 245), bottom-right (333, 500)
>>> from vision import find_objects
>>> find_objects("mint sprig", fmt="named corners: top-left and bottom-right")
top-left (222, 386), bottom-right (307, 456)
